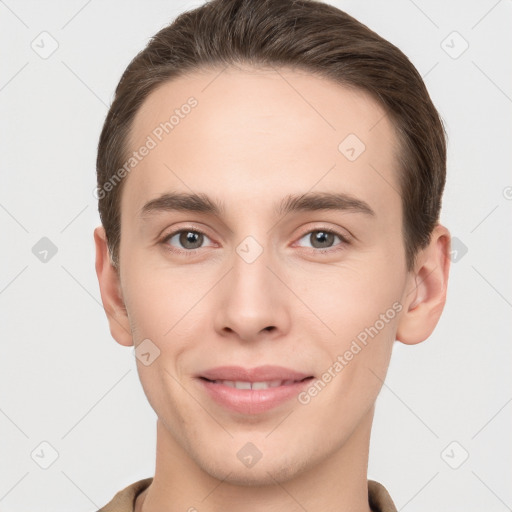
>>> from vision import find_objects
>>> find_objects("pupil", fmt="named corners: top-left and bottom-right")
top-left (181, 231), bottom-right (202, 249)
top-left (312, 231), bottom-right (332, 248)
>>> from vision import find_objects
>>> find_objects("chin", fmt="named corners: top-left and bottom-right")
top-left (197, 449), bottom-right (310, 487)
top-left (206, 465), bottom-right (295, 487)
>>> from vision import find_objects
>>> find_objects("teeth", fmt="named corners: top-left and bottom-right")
top-left (251, 381), bottom-right (268, 390)
top-left (216, 380), bottom-right (294, 389)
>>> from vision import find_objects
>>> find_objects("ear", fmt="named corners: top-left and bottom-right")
top-left (94, 226), bottom-right (133, 346)
top-left (396, 224), bottom-right (451, 345)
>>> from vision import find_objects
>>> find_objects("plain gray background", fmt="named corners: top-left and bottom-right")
top-left (1, 1), bottom-right (511, 511)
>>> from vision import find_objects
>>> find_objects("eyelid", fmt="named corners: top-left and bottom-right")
top-left (295, 224), bottom-right (352, 241)
top-left (159, 222), bottom-right (212, 240)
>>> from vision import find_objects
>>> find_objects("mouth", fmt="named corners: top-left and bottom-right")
top-left (196, 366), bottom-right (315, 414)
top-left (199, 376), bottom-right (313, 389)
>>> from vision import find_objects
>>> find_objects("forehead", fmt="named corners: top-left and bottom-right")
top-left (122, 66), bottom-right (401, 222)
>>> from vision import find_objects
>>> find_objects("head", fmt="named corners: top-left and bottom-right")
top-left (94, 0), bottom-right (450, 485)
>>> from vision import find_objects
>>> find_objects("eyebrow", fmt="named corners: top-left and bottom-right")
top-left (140, 191), bottom-right (375, 219)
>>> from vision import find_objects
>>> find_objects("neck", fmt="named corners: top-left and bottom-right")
top-left (137, 407), bottom-right (375, 512)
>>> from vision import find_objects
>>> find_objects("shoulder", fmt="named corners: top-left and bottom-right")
top-left (368, 479), bottom-right (398, 512)
top-left (97, 477), bottom-right (153, 512)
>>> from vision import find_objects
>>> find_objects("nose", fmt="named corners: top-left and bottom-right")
top-left (213, 245), bottom-right (290, 343)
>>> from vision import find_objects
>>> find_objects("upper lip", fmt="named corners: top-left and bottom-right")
top-left (199, 365), bottom-right (312, 382)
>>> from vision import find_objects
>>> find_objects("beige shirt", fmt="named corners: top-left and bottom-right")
top-left (98, 477), bottom-right (397, 512)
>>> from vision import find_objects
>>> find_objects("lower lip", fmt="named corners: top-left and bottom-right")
top-left (198, 378), bottom-right (313, 414)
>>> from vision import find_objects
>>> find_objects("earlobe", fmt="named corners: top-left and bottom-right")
top-left (396, 224), bottom-right (451, 345)
top-left (93, 226), bottom-right (133, 346)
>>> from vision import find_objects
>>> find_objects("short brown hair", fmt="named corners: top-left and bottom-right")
top-left (96, 0), bottom-right (446, 271)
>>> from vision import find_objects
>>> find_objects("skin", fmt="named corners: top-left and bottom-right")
top-left (94, 66), bottom-right (450, 512)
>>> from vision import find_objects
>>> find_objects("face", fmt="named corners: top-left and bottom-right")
top-left (105, 66), bottom-right (420, 484)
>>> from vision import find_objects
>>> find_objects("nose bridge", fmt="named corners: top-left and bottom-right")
top-left (233, 242), bottom-right (272, 300)
top-left (215, 238), bottom-right (288, 340)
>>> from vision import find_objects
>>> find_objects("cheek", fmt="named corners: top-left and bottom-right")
top-left (122, 267), bottom-right (198, 425)
top-left (298, 270), bottom-right (400, 431)
top-left (292, 254), bottom-right (403, 407)
top-left (300, 260), bottom-right (404, 343)
top-left (120, 257), bottom-right (209, 375)
top-left (120, 242), bottom-right (196, 340)
top-left (123, 276), bottom-right (173, 340)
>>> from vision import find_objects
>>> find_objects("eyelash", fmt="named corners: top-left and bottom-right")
top-left (160, 226), bottom-right (351, 257)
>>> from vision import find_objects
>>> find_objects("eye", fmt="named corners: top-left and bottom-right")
top-left (160, 226), bottom-right (350, 256)
top-left (295, 228), bottom-right (349, 252)
top-left (162, 228), bottom-right (215, 253)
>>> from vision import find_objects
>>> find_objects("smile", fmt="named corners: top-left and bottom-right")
top-left (196, 366), bottom-right (314, 414)
top-left (204, 379), bottom-right (308, 390)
